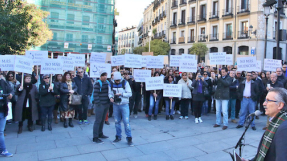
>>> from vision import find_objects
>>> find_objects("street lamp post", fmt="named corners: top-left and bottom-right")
top-left (264, 6), bottom-right (270, 59)
top-left (148, 30), bottom-right (152, 52)
top-left (276, 3), bottom-right (282, 60)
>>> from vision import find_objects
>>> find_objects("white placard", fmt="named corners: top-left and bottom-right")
top-left (225, 54), bottom-right (233, 65)
top-left (163, 84), bottom-right (182, 98)
top-left (142, 56), bottom-right (150, 67)
top-left (41, 59), bottom-right (63, 74)
top-left (145, 77), bottom-right (164, 91)
top-left (237, 57), bottom-right (256, 72)
top-left (179, 59), bottom-right (197, 72)
top-left (58, 56), bottom-right (74, 71)
top-left (90, 52), bottom-right (106, 63)
top-left (182, 54), bottom-right (196, 60)
top-left (255, 60), bottom-right (262, 72)
top-left (0, 55), bottom-right (15, 71)
top-left (134, 69), bottom-right (151, 82)
top-left (209, 52), bottom-right (227, 65)
top-left (88, 44), bottom-right (92, 50)
top-left (124, 54), bottom-right (142, 68)
top-left (64, 43), bottom-right (69, 49)
top-left (264, 59), bottom-right (282, 71)
top-left (111, 55), bottom-right (125, 66)
top-left (14, 56), bottom-right (32, 74)
top-left (68, 54), bottom-right (85, 67)
top-left (90, 63), bottom-right (111, 78)
top-left (25, 51), bottom-right (48, 65)
top-left (146, 56), bottom-right (164, 68)
top-left (170, 55), bottom-right (182, 67)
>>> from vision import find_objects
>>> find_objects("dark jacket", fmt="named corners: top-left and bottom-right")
top-left (0, 79), bottom-right (13, 116)
top-left (31, 72), bottom-right (44, 85)
top-left (214, 75), bottom-right (232, 100)
top-left (277, 74), bottom-right (287, 86)
top-left (204, 78), bottom-right (213, 97)
top-left (59, 81), bottom-right (78, 112)
top-left (268, 80), bottom-right (284, 88)
top-left (253, 77), bottom-right (265, 97)
top-left (39, 83), bottom-right (57, 107)
top-left (93, 80), bottom-right (110, 106)
top-left (73, 76), bottom-right (93, 96)
top-left (229, 78), bottom-right (239, 99)
top-left (134, 81), bottom-right (142, 93)
top-left (174, 76), bottom-right (181, 84)
top-left (192, 80), bottom-right (208, 101)
top-left (237, 80), bottom-right (259, 102)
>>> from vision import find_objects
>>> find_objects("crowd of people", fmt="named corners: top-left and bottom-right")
top-left (1, 63), bottom-right (287, 158)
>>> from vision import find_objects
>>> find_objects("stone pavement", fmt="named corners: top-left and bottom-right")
top-left (3, 112), bottom-right (267, 161)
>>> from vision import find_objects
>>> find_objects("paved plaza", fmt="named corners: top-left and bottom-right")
top-left (3, 112), bottom-right (266, 161)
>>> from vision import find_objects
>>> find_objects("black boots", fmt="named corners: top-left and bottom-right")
top-left (69, 118), bottom-right (74, 127)
top-left (127, 137), bottom-right (133, 146)
top-left (113, 136), bottom-right (121, 144)
top-left (18, 125), bottom-right (22, 134)
top-left (64, 119), bottom-right (68, 128)
top-left (41, 119), bottom-right (46, 132)
top-left (48, 119), bottom-right (52, 131)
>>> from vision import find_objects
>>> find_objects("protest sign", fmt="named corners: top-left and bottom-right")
top-left (142, 52), bottom-right (153, 56)
top-left (163, 84), bottom-right (182, 98)
top-left (182, 54), bottom-right (196, 60)
top-left (158, 55), bottom-right (168, 65)
top-left (226, 54), bottom-right (233, 65)
top-left (90, 52), bottom-right (106, 63)
top-left (209, 52), bottom-right (226, 65)
top-left (68, 54), bottom-right (85, 67)
top-left (58, 56), bottom-right (74, 71)
top-left (145, 77), bottom-right (164, 91)
top-left (111, 55), bottom-right (125, 66)
top-left (25, 51), bottom-right (48, 65)
top-left (264, 59), bottom-right (281, 71)
top-left (179, 59), bottom-right (197, 72)
top-left (254, 60), bottom-right (262, 72)
top-left (124, 54), bottom-right (142, 68)
top-left (237, 57), bottom-right (256, 71)
top-left (134, 69), bottom-right (151, 82)
top-left (41, 59), bottom-right (63, 74)
top-left (90, 63), bottom-right (111, 78)
top-left (14, 56), bottom-right (33, 74)
top-left (146, 56), bottom-right (164, 68)
top-left (0, 55), bottom-right (15, 71)
top-left (170, 55), bottom-right (182, 67)
top-left (142, 56), bottom-right (148, 67)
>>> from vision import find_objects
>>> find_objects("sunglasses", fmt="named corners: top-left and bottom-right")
top-left (203, 74), bottom-right (207, 75)
top-left (44, 77), bottom-right (50, 79)
top-left (8, 75), bottom-right (13, 77)
top-left (124, 73), bottom-right (128, 75)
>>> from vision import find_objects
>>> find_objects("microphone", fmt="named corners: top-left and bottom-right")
top-left (248, 110), bottom-right (262, 117)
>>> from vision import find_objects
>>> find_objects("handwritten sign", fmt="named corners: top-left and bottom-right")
top-left (134, 69), bottom-right (151, 82)
top-left (225, 54), bottom-right (233, 65)
top-left (25, 51), bottom-right (48, 65)
top-left (145, 77), bottom-right (164, 91)
top-left (209, 52), bottom-right (226, 65)
top-left (14, 56), bottom-right (32, 74)
top-left (179, 59), bottom-right (197, 72)
top-left (237, 57), bottom-right (256, 71)
top-left (90, 52), bottom-right (106, 63)
top-left (255, 60), bottom-right (262, 72)
top-left (41, 59), bottom-right (63, 74)
top-left (124, 54), bottom-right (142, 68)
top-left (264, 59), bottom-right (282, 71)
top-left (182, 54), bottom-right (196, 60)
top-left (90, 63), bottom-right (111, 78)
top-left (0, 55), bottom-right (15, 71)
top-left (58, 56), bottom-right (74, 71)
top-left (170, 55), bottom-right (182, 67)
top-left (146, 56), bottom-right (164, 68)
top-left (111, 55), bottom-right (125, 66)
top-left (163, 84), bottom-right (182, 98)
top-left (68, 54), bottom-right (85, 67)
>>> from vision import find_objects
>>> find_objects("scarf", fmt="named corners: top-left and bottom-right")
top-left (66, 81), bottom-right (73, 104)
top-left (256, 110), bottom-right (287, 161)
top-left (197, 80), bottom-right (203, 93)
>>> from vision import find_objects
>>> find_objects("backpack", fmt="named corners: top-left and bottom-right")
top-left (110, 80), bottom-right (126, 91)
top-left (97, 80), bottom-right (110, 92)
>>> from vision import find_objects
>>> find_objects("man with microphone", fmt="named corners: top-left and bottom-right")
top-left (236, 72), bottom-right (259, 130)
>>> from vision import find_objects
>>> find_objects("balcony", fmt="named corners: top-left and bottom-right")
top-left (198, 35), bottom-right (207, 42)
top-left (188, 36), bottom-right (195, 43)
top-left (170, 20), bottom-right (177, 28)
top-left (170, 38), bottom-right (176, 44)
top-left (178, 19), bottom-right (186, 27)
top-left (180, 0), bottom-right (187, 6)
top-left (187, 16), bottom-right (195, 25)
top-left (197, 15), bottom-right (206, 23)
top-left (138, 39), bottom-right (142, 45)
top-left (163, 11), bottom-right (166, 18)
top-left (154, 32), bottom-right (163, 39)
top-left (209, 34), bottom-right (219, 41)
top-left (222, 8), bottom-right (233, 18)
top-left (223, 32), bottom-right (233, 40)
top-left (162, 30), bottom-right (166, 37)
top-left (171, 1), bottom-right (178, 9)
top-left (178, 37), bottom-right (185, 44)
top-left (152, 20), bottom-right (156, 26)
top-left (188, 0), bottom-right (196, 4)
top-left (237, 4), bottom-right (250, 15)
top-left (132, 43), bottom-right (134, 48)
top-left (160, 13), bottom-right (163, 20)
top-left (209, 11), bottom-right (219, 21)
top-left (238, 31), bottom-right (250, 39)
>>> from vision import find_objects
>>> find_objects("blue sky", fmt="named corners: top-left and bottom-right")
top-left (116, 0), bottom-right (154, 31)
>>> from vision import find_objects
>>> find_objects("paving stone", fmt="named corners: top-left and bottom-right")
top-left (136, 141), bottom-right (171, 154)
top-left (165, 136), bottom-right (202, 148)
top-left (101, 147), bottom-right (144, 161)
top-left (61, 152), bottom-right (106, 161)
top-left (195, 151), bottom-right (231, 161)
top-left (5, 135), bottom-right (36, 146)
top-left (38, 146), bottom-right (80, 160)
top-left (16, 141), bottom-right (57, 153)
top-left (164, 146), bottom-right (206, 160)
top-left (55, 136), bottom-right (91, 148)
top-left (36, 132), bottom-right (71, 142)
top-left (129, 151), bottom-right (174, 161)
top-left (76, 142), bottom-right (117, 154)
top-left (195, 141), bottom-right (232, 153)
top-left (1, 151), bottom-right (38, 161)
top-left (140, 133), bottom-right (175, 143)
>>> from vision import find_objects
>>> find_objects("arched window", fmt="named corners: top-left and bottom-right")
top-left (223, 46), bottom-right (232, 54)
top-left (179, 49), bottom-right (184, 55)
top-left (210, 47), bottom-right (218, 53)
top-left (171, 49), bottom-right (176, 55)
top-left (238, 46), bottom-right (249, 55)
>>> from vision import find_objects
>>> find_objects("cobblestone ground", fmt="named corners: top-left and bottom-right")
top-left (3, 111), bottom-right (266, 161)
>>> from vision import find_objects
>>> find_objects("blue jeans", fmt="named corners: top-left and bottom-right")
top-left (0, 112), bottom-right (6, 152)
top-left (148, 94), bottom-right (162, 116)
top-left (238, 98), bottom-right (256, 127)
top-left (215, 100), bottom-right (229, 126)
top-left (228, 99), bottom-right (237, 120)
top-left (113, 104), bottom-right (132, 138)
top-left (202, 100), bottom-right (208, 115)
top-left (165, 99), bottom-right (175, 115)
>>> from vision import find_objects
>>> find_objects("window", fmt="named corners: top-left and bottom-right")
top-left (66, 34), bottom-right (73, 41)
top-left (210, 47), bottom-right (218, 53)
top-left (201, 5), bottom-right (206, 19)
top-left (82, 16), bottom-right (90, 25)
top-left (212, 26), bottom-right (218, 38)
top-left (223, 46), bottom-right (232, 54)
top-left (179, 49), bottom-right (184, 55)
top-left (67, 14), bottom-right (74, 24)
top-left (53, 33), bottom-right (57, 40)
top-left (226, 23), bottom-right (232, 38)
top-left (173, 12), bottom-right (177, 24)
top-left (241, 0), bottom-right (249, 9)
top-left (241, 21), bottom-right (248, 32)
top-left (82, 35), bottom-right (88, 43)
top-left (226, 0), bottom-right (231, 12)
top-left (181, 10), bottom-right (185, 23)
top-left (201, 28), bottom-right (205, 34)
top-left (190, 29), bottom-right (194, 41)
top-left (213, 1), bottom-right (218, 15)
top-left (171, 49), bottom-right (176, 55)
top-left (96, 36), bottom-right (102, 44)
top-left (181, 31), bottom-right (184, 37)
top-left (51, 12), bottom-right (59, 22)
top-left (191, 7), bottom-right (195, 21)
top-left (173, 32), bottom-right (176, 42)
top-left (238, 46), bottom-right (249, 55)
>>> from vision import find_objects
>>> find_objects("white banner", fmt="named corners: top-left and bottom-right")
top-left (170, 55), bottom-right (182, 67)
top-left (0, 55), bottom-right (15, 71)
top-left (264, 59), bottom-right (282, 71)
top-left (225, 54), bottom-right (233, 65)
top-left (209, 52), bottom-right (227, 65)
top-left (68, 54), bottom-right (85, 67)
top-left (58, 56), bottom-right (74, 71)
top-left (146, 56), bottom-right (164, 68)
top-left (145, 77), bottom-right (164, 91)
top-left (179, 59), bottom-right (197, 72)
top-left (90, 52), bottom-right (106, 63)
top-left (163, 84), bottom-right (182, 98)
top-left (41, 59), bottom-right (63, 74)
top-left (134, 69), bottom-right (151, 82)
top-left (111, 55), bottom-right (125, 66)
top-left (90, 63), bottom-right (111, 78)
top-left (25, 51), bottom-right (48, 65)
top-left (182, 54), bottom-right (196, 60)
top-left (142, 56), bottom-right (149, 67)
top-left (255, 60), bottom-right (262, 72)
top-left (14, 56), bottom-right (32, 74)
top-left (124, 54), bottom-right (142, 68)
top-left (237, 57), bottom-right (256, 72)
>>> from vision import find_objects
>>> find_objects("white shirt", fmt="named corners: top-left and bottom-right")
top-left (243, 80), bottom-right (252, 97)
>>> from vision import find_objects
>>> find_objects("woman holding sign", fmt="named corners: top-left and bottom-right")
top-left (164, 75), bottom-right (176, 120)
top-left (148, 72), bottom-right (162, 121)
top-left (178, 72), bottom-right (193, 119)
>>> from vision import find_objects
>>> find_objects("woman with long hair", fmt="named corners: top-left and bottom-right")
top-left (148, 72), bottom-right (162, 121)
top-left (178, 72), bottom-right (193, 119)
top-left (53, 74), bottom-right (62, 124)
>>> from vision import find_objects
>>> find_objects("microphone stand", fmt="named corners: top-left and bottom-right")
top-left (235, 115), bottom-right (255, 157)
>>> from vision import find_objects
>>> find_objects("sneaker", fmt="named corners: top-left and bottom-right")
top-left (134, 115), bottom-right (138, 119)
top-left (93, 138), bottom-right (104, 144)
top-left (179, 116), bottom-right (183, 119)
top-left (198, 117), bottom-right (203, 123)
top-left (127, 137), bottom-right (134, 146)
top-left (170, 115), bottom-right (174, 120)
top-left (184, 116), bottom-right (189, 119)
top-left (0, 150), bottom-right (13, 157)
top-left (112, 136), bottom-right (121, 144)
top-left (99, 134), bottom-right (109, 139)
top-left (83, 120), bottom-right (89, 125)
top-left (148, 115), bottom-right (151, 121)
top-left (105, 121), bottom-right (110, 125)
top-left (176, 110), bottom-right (181, 115)
top-left (166, 115), bottom-right (169, 120)
top-left (195, 118), bottom-right (199, 124)
top-left (78, 120), bottom-right (83, 125)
